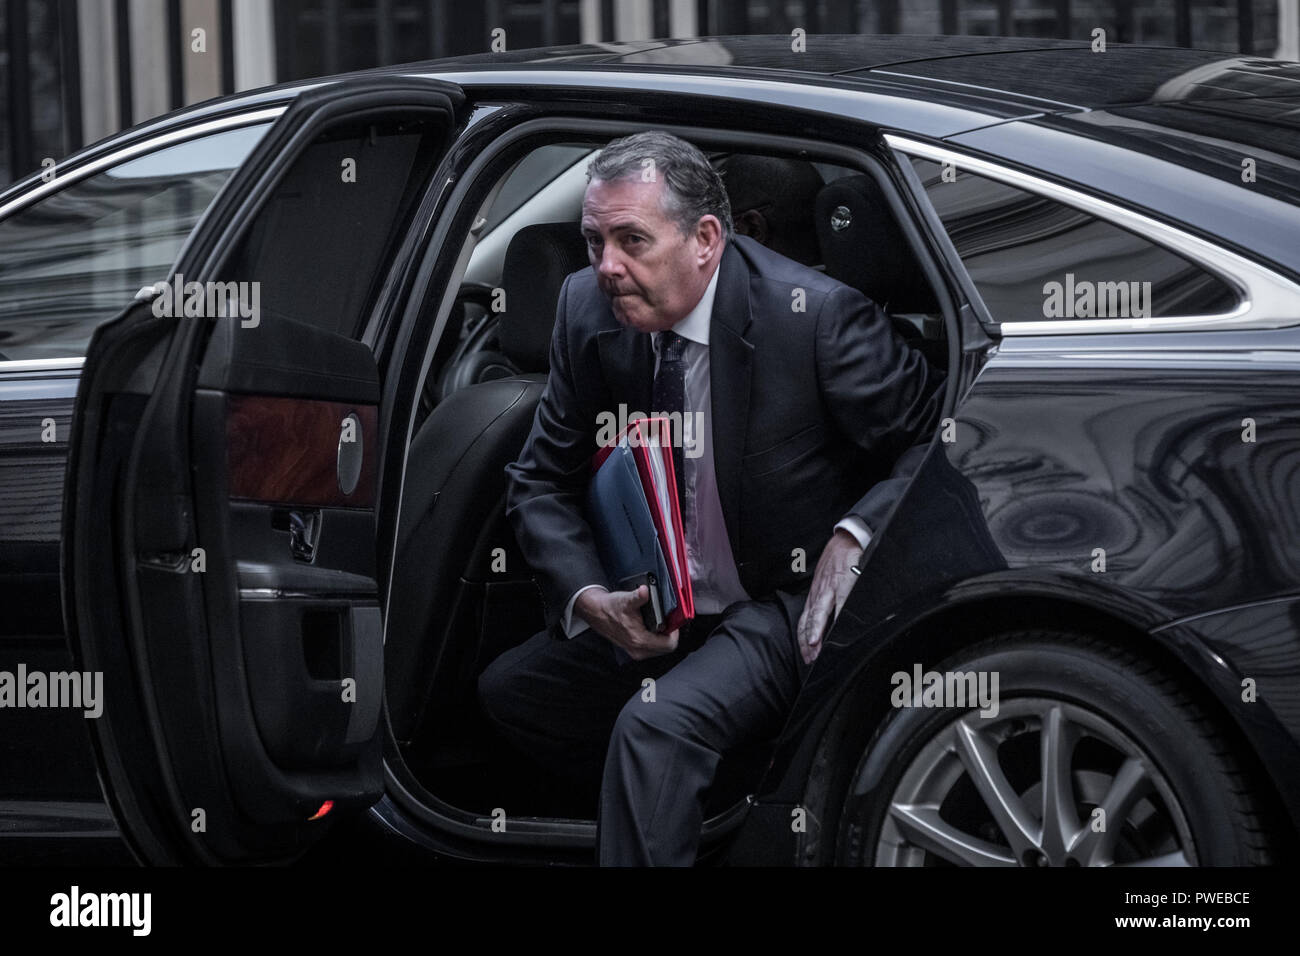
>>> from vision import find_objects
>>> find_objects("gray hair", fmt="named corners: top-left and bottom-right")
top-left (586, 131), bottom-right (733, 241)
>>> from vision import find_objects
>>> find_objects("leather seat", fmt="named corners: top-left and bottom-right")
top-left (386, 222), bottom-right (588, 743)
top-left (814, 174), bottom-right (946, 365)
top-left (436, 222), bottom-right (589, 400)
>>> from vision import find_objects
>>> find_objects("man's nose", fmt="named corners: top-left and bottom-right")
top-left (597, 244), bottom-right (625, 278)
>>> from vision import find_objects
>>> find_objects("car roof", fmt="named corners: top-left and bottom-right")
top-left (428, 35), bottom-right (1300, 109)
top-left (9, 36), bottom-right (1298, 276)
top-left (64, 35), bottom-right (1300, 148)
top-left (429, 34), bottom-right (1089, 75)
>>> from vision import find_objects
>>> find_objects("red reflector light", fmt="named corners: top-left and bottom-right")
top-left (308, 801), bottom-right (334, 821)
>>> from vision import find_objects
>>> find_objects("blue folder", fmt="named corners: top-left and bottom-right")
top-left (586, 443), bottom-right (679, 662)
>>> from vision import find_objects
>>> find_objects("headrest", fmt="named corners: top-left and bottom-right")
top-left (499, 222), bottom-right (590, 371)
top-left (814, 174), bottom-right (937, 314)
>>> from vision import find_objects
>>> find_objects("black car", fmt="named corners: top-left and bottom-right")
top-left (2, 35), bottom-right (1298, 866)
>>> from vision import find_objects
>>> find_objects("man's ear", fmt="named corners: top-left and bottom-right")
top-left (733, 209), bottom-right (769, 246)
top-left (694, 214), bottom-right (725, 264)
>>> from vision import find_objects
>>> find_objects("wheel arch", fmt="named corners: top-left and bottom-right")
top-left (793, 587), bottom-right (1298, 865)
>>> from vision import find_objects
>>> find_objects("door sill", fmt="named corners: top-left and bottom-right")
top-left (381, 751), bottom-right (753, 859)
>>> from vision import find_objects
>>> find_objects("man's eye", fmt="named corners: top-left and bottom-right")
top-left (625, 235), bottom-right (644, 245)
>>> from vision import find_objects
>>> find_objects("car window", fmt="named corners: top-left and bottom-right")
top-left (218, 116), bottom-right (447, 341)
top-left (906, 156), bottom-right (1240, 323)
top-left (480, 144), bottom-right (593, 236)
top-left (0, 123), bottom-right (270, 362)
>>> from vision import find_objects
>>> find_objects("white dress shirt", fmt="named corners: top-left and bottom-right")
top-left (563, 258), bottom-right (872, 637)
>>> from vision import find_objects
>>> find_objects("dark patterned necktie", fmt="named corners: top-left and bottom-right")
top-left (652, 330), bottom-right (688, 524)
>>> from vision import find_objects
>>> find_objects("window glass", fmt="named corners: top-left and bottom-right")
top-left (218, 115), bottom-right (446, 340)
top-left (907, 156), bottom-right (1239, 322)
top-left (481, 144), bottom-right (593, 236)
top-left (0, 123), bottom-right (270, 361)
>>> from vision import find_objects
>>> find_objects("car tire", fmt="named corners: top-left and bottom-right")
top-left (836, 630), bottom-right (1272, 866)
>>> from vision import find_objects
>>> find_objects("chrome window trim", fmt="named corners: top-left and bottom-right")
top-left (0, 357), bottom-right (85, 374)
top-left (885, 133), bottom-right (1300, 335)
top-left (0, 106), bottom-right (286, 223)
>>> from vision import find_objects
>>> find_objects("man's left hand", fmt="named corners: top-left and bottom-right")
top-left (796, 529), bottom-right (864, 665)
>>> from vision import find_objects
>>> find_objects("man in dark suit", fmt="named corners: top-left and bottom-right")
top-left (478, 131), bottom-right (945, 865)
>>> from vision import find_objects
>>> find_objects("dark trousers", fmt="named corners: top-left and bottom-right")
top-left (476, 587), bottom-right (810, 865)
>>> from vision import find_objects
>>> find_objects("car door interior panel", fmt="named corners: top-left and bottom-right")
top-left (194, 312), bottom-right (383, 773)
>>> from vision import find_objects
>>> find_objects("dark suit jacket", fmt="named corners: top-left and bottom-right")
top-left (505, 234), bottom-right (947, 636)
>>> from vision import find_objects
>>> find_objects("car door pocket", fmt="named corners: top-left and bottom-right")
top-left (240, 596), bottom-right (382, 768)
top-left (302, 608), bottom-right (342, 679)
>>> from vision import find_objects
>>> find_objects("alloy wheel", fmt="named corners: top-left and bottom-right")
top-left (874, 697), bottom-right (1196, 866)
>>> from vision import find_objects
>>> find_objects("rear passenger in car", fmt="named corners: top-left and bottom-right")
top-left (718, 154), bottom-right (824, 268)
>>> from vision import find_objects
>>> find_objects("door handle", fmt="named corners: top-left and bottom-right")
top-left (286, 509), bottom-right (320, 563)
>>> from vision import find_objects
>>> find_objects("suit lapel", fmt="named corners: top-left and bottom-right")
top-left (595, 322), bottom-right (653, 424)
top-left (708, 241), bottom-right (754, 561)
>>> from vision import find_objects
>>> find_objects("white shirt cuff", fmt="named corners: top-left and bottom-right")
top-left (562, 584), bottom-right (608, 638)
top-left (834, 516), bottom-right (872, 551)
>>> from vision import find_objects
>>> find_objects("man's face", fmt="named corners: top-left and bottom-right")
top-left (580, 176), bottom-right (716, 333)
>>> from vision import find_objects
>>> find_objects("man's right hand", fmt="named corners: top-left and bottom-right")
top-left (575, 585), bottom-right (680, 661)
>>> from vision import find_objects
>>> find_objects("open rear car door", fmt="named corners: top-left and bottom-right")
top-left (61, 76), bottom-right (464, 864)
